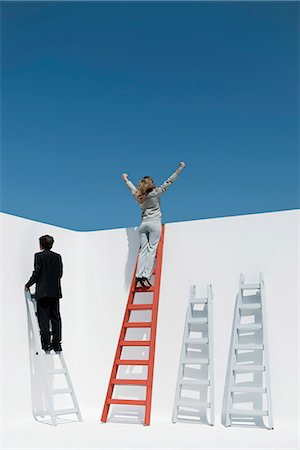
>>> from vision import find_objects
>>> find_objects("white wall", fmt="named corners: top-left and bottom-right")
top-left (1, 210), bottom-right (299, 429)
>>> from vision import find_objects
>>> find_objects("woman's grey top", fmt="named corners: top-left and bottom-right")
top-left (126, 171), bottom-right (178, 222)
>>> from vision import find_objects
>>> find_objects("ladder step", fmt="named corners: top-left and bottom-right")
top-left (55, 408), bottom-right (78, 416)
top-left (111, 379), bottom-right (148, 386)
top-left (191, 297), bottom-right (207, 304)
top-left (108, 399), bottom-right (146, 406)
top-left (179, 379), bottom-right (209, 386)
top-left (134, 286), bottom-right (155, 293)
top-left (128, 304), bottom-right (153, 310)
top-left (47, 369), bottom-right (66, 374)
top-left (52, 388), bottom-right (72, 395)
top-left (235, 344), bottom-right (263, 350)
top-left (124, 322), bottom-right (152, 328)
top-left (120, 340), bottom-right (150, 346)
top-left (177, 399), bottom-right (211, 408)
top-left (230, 386), bottom-right (266, 393)
top-left (188, 317), bottom-right (208, 324)
top-left (230, 408), bottom-right (268, 417)
top-left (233, 365), bottom-right (265, 372)
top-left (185, 338), bottom-right (208, 345)
top-left (116, 359), bottom-right (149, 366)
top-left (237, 323), bottom-right (262, 331)
top-left (239, 303), bottom-right (261, 310)
top-left (241, 284), bottom-right (260, 290)
top-left (183, 358), bottom-right (209, 365)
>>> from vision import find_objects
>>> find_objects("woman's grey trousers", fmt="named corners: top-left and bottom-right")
top-left (136, 221), bottom-right (162, 278)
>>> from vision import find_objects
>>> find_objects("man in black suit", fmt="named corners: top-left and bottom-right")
top-left (25, 235), bottom-right (63, 352)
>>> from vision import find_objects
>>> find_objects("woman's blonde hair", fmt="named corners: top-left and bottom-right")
top-left (135, 176), bottom-right (155, 204)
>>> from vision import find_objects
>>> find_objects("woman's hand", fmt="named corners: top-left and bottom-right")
top-left (175, 162), bottom-right (185, 175)
top-left (122, 173), bottom-right (128, 181)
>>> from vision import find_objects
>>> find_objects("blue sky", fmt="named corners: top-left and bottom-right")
top-left (1, 1), bottom-right (299, 231)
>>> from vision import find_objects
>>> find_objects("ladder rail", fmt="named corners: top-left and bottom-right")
top-left (100, 259), bottom-right (138, 422)
top-left (260, 273), bottom-right (274, 429)
top-left (172, 285), bottom-right (196, 423)
top-left (59, 352), bottom-right (83, 422)
top-left (224, 274), bottom-right (243, 426)
top-left (207, 284), bottom-right (215, 426)
top-left (25, 291), bottom-right (57, 425)
top-left (144, 224), bottom-right (165, 425)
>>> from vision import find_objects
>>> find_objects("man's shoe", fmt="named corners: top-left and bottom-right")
top-left (42, 344), bottom-right (52, 352)
top-left (51, 343), bottom-right (62, 352)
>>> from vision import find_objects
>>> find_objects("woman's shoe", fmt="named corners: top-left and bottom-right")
top-left (136, 277), bottom-right (145, 288)
top-left (142, 277), bottom-right (152, 288)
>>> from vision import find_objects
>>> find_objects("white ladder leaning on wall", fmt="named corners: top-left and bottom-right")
top-left (25, 290), bottom-right (82, 426)
top-left (224, 273), bottom-right (273, 429)
top-left (172, 284), bottom-right (214, 425)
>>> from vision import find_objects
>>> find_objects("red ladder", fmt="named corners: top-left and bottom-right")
top-left (101, 224), bottom-right (165, 426)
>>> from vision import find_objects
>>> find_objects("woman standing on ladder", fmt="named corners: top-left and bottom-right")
top-left (122, 162), bottom-right (185, 288)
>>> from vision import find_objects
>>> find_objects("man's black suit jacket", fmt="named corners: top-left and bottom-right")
top-left (26, 250), bottom-right (63, 299)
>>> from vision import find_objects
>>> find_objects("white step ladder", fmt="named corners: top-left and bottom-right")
top-left (25, 291), bottom-right (82, 425)
top-left (224, 273), bottom-right (273, 429)
top-left (172, 284), bottom-right (214, 425)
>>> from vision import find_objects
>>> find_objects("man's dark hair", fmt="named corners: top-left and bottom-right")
top-left (39, 235), bottom-right (54, 250)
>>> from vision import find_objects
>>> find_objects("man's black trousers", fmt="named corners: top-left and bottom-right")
top-left (36, 297), bottom-right (62, 349)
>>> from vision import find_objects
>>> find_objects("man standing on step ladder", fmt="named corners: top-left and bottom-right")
top-left (25, 235), bottom-right (63, 352)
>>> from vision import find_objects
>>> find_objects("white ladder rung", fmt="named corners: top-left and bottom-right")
top-left (52, 388), bottom-right (72, 395)
top-left (191, 297), bottom-right (207, 304)
top-left (183, 358), bottom-right (209, 365)
top-left (188, 317), bottom-right (207, 324)
top-left (241, 283), bottom-right (261, 290)
top-left (235, 344), bottom-right (263, 350)
top-left (233, 365), bottom-right (265, 372)
top-left (55, 408), bottom-right (78, 416)
top-left (239, 303), bottom-right (261, 310)
top-left (230, 386), bottom-right (266, 393)
top-left (230, 408), bottom-right (268, 417)
top-left (237, 323), bottom-right (262, 331)
top-left (185, 338), bottom-right (208, 345)
top-left (179, 379), bottom-right (209, 386)
top-left (177, 399), bottom-right (211, 408)
top-left (47, 369), bottom-right (66, 374)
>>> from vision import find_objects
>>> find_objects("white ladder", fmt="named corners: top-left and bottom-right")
top-left (172, 284), bottom-right (214, 425)
top-left (224, 273), bottom-right (273, 429)
top-left (25, 291), bottom-right (82, 425)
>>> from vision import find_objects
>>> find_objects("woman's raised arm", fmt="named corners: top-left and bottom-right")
top-left (122, 173), bottom-right (137, 196)
top-left (156, 161), bottom-right (185, 195)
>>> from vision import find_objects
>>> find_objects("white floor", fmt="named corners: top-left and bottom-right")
top-left (2, 413), bottom-right (299, 450)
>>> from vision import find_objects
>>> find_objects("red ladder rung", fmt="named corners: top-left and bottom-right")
top-left (133, 286), bottom-right (155, 293)
top-left (111, 379), bottom-right (148, 386)
top-left (116, 359), bottom-right (149, 366)
top-left (128, 304), bottom-right (153, 310)
top-left (124, 322), bottom-right (152, 328)
top-left (120, 340), bottom-right (150, 346)
top-left (108, 399), bottom-right (146, 406)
